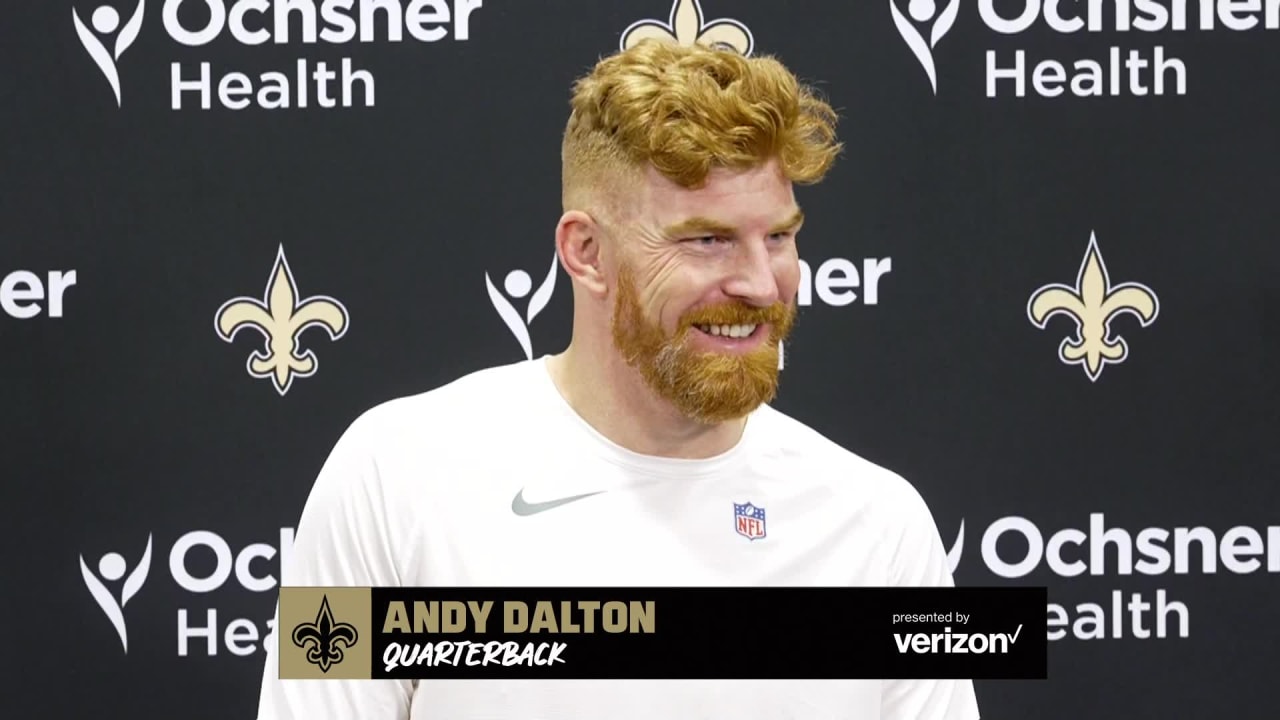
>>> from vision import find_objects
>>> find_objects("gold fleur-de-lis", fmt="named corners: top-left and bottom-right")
top-left (291, 595), bottom-right (359, 673)
top-left (1027, 232), bottom-right (1159, 382)
top-left (620, 0), bottom-right (754, 55)
top-left (215, 245), bottom-right (349, 395)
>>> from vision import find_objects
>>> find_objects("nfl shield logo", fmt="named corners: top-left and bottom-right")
top-left (734, 502), bottom-right (766, 541)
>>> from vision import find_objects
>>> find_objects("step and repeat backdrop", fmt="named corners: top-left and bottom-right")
top-left (3, 0), bottom-right (1277, 717)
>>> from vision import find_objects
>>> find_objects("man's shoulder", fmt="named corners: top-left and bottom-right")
top-left (342, 359), bottom-right (540, 445)
top-left (752, 405), bottom-right (903, 483)
top-left (752, 404), bottom-right (931, 509)
top-left (362, 358), bottom-right (537, 420)
top-left (755, 407), bottom-right (954, 585)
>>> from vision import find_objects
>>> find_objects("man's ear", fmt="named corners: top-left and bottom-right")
top-left (556, 210), bottom-right (608, 298)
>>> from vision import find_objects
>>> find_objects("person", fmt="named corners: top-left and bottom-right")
top-left (256, 39), bottom-right (980, 720)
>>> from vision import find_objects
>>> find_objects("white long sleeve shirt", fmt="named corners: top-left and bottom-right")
top-left (256, 356), bottom-right (981, 720)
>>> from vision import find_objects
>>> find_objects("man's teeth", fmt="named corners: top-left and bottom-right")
top-left (695, 323), bottom-right (758, 338)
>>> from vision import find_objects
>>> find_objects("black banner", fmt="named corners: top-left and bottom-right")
top-left (360, 587), bottom-right (1047, 680)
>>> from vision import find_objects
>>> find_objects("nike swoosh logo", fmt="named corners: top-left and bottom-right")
top-left (511, 489), bottom-right (604, 516)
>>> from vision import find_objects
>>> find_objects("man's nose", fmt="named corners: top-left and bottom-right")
top-left (723, 240), bottom-right (781, 306)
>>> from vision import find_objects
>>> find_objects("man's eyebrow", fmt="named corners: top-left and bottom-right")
top-left (662, 209), bottom-right (805, 238)
top-left (769, 209), bottom-right (805, 234)
top-left (661, 217), bottom-right (737, 238)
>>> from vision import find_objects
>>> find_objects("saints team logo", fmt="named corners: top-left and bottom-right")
top-left (215, 245), bottom-right (349, 395)
top-left (1026, 231), bottom-right (1159, 382)
top-left (291, 594), bottom-right (359, 673)
top-left (620, 0), bottom-right (754, 56)
top-left (734, 502), bottom-right (767, 541)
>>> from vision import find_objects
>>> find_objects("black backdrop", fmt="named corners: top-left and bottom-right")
top-left (3, 0), bottom-right (1277, 717)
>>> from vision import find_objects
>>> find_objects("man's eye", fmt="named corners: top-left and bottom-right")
top-left (687, 236), bottom-right (726, 245)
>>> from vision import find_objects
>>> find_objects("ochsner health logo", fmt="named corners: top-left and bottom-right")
top-left (80, 535), bottom-right (153, 653)
top-left (947, 514), bottom-right (1280, 641)
top-left (75, 0), bottom-right (484, 110)
top-left (82, 527), bottom-right (294, 657)
top-left (890, 0), bottom-right (961, 94)
top-left (73, 0), bottom-right (146, 107)
top-left (486, 256), bottom-right (558, 361)
top-left (900, 0), bottom-right (1280, 98)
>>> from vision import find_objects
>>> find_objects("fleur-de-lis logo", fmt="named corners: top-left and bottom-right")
top-left (291, 595), bottom-right (359, 673)
top-left (620, 0), bottom-right (754, 55)
top-left (215, 245), bottom-right (349, 396)
top-left (1027, 232), bottom-right (1159, 382)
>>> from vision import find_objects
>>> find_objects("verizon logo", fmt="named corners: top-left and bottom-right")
top-left (894, 625), bottom-right (1024, 654)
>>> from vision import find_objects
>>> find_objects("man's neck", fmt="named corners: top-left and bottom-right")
top-left (544, 343), bottom-right (748, 460)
